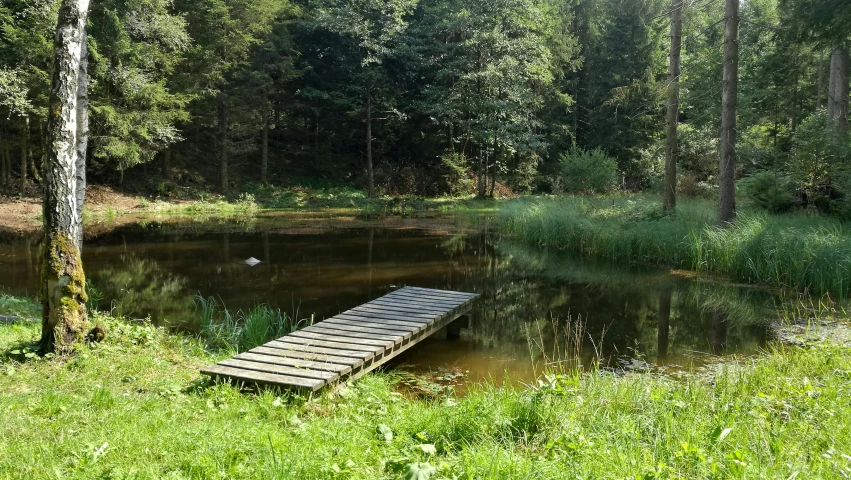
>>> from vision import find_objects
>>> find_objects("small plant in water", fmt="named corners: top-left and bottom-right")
top-left (194, 294), bottom-right (311, 351)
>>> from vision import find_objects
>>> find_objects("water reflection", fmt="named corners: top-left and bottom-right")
top-left (0, 223), bottom-right (773, 383)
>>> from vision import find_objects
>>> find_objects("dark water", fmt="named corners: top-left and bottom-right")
top-left (0, 221), bottom-right (776, 385)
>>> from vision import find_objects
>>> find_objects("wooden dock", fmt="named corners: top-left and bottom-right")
top-left (201, 286), bottom-right (478, 391)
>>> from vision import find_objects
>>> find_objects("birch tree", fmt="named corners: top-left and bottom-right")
top-left (41, 0), bottom-right (90, 353)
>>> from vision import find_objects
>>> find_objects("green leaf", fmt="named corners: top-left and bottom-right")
top-left (377, 423), bottom-right (393, 443)
top-left (415, 444), bottom-right (436, 455)
top-left (404, 462), bottom-right (436, 480)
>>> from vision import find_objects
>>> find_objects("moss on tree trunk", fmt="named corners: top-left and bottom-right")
top-left (41, 0), bottom-right (90, 354)
top-left (40, 231), bottom-right (88, 352)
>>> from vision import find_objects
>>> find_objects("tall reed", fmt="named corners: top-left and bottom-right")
top-left (498, 196), bottom-right (851, 299)
top-left (194, 294), bottom-right (311, 351)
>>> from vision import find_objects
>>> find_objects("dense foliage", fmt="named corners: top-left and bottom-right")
top-left (0, 0), bottom-right (849, 210)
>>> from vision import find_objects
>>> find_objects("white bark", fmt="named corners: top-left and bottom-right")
top-left (75, 32), bottom-right (89, 253)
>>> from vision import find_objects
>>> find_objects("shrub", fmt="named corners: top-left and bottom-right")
top-left (558, 148), bottom-right (618, 194)
top-left (677, 125), bottom-right (718, 182)
top-left (440, 152), bottom-right (474, 196)
top-left (787, 111), bottom-right (851, 210)
top-left (739, 171), bottom-right (796, 213)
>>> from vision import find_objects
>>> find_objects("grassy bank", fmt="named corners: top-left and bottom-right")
top-left (1, 296), bottom-right (851, 478)
top-left (498, 196), bottom-right (851, 299)
top-left (98, 182), bottom-right (501, 221)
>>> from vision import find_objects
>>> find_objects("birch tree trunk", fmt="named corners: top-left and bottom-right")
top-left (41, 0), bottom-right (90, 354)
top-left (663, 0), bottom-right (683, 211)
top-left (75, 36), bottom-right (88, 253)
top-left (718, 0), bottom-right (739, 226)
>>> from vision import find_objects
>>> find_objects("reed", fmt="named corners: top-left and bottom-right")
top-left (498, 195), bottom-right (851, 299)
top-left (194, 294), bottom-right (310, 351)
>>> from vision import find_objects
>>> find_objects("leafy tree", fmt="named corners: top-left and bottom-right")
top-left (412, 0), bottom-right (556, 197)
top-left (312, 0), bottom-right (417, 197)
top-left (86, 0), bottom-right (191, 181)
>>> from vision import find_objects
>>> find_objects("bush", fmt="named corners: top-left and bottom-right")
top-left (558, 148), bottom-right (618, 194)
top-left (739, 171), bottom-right (796, 213)
top-left (787, 112), bottom-right (851, 210)
top-left (678, 125), bottom-right (718, 182)
top-left (440, 152), bottom-right (474, 196)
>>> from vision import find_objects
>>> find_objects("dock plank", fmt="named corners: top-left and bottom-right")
top-left (201, 364), bottom-right (324, 390)
top-left (290, 330), bottom-right (395, 348)
top-left (235, 352), bottom-right (352, 374)
top-left (219, 358), bottom-right (338, 381)
top-left (202, 287), bottom-right (479, 391)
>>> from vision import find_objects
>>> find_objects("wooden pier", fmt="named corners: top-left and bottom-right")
top-left (201, 286), bottom-right (478, 391)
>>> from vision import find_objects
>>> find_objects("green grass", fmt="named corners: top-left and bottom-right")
top-left (132, 180), bottom-right (502, 220)
top-left (0, 292), bottom-right (41, 320)
top-left (498, 195), bottom-right (851, 299)
top-left (2, 295), bottom-right (851, 478)
top-left (195, 294), bottom-right (311, 352)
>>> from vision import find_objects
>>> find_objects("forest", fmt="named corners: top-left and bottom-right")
top-left (1, 0), bottom-right (849, 213)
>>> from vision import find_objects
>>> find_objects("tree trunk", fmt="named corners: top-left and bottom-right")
top-left (75, 35), bottom-right (88, 253)
top-left (261, 112), bottom-right (269, 185)
top-left (828, 44), bottom-right (849, 131)
top-left (718, 0), bottom-right (739, 227)
top-left (817, 50), bottom-right (825, 109)
top-left (20, 116), bottom-right (29, 195)
top-left (476, 147), bottom-right (485, 198)
top-left (3, 140), bottom-right (11, 185)
top-left (489, 153), bottom-right (496, 198)
top-left (314, 110), bottom-right (320, 167)
top-left (162, 147), bottom-right (172, 180)
top-left (828, 49), bottom-right (837, 120)
top-left (218, 93), bottom-right (228, 192)
top-left (366, 88), bottom-right (374, 197)
top-left (41, 0), bottom-right (90, 354)
top-left (0, 128), bottom-right (6, 185)
top-left (29, 147), bottom-right (42, 183)
top-left (663, 0), bottom-right (682, 212)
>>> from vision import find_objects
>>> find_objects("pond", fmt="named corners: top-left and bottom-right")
top-left (0, 215), bottom-right (777, 387)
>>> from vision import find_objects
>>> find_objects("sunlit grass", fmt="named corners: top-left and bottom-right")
top-left (1, 301), bottom-right (851, 478)
top-left (498, 195), bottom-right (851, 299)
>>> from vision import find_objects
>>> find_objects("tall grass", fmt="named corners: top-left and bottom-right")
top-left (194, 294), bottom-right (311, 351)
top-left (498, 196), bottom-right (851, 299)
